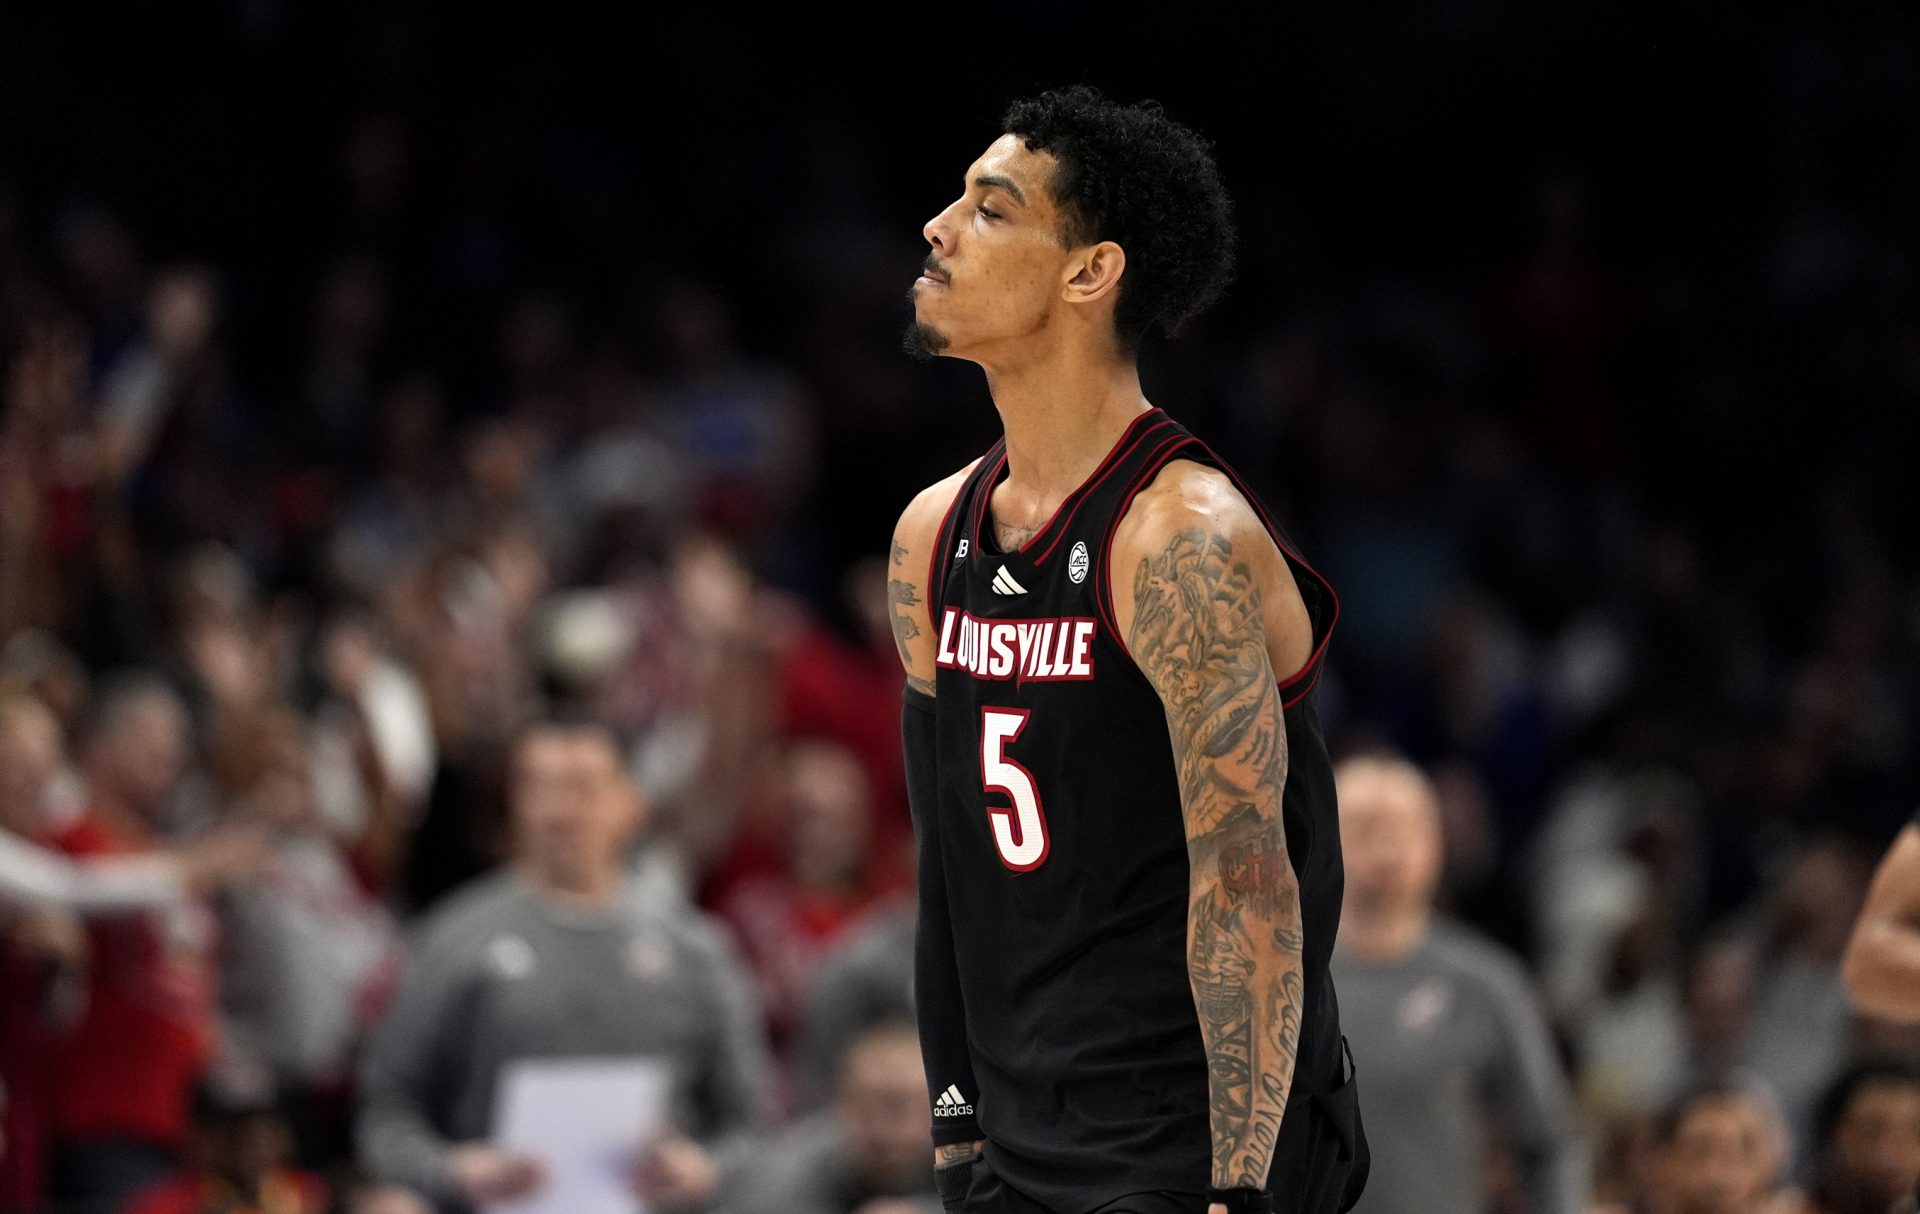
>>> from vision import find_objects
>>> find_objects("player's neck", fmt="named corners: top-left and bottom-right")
top-left (983, 349), bottom-right (1151, 502)
top-left (1337, 906), bottom-right (1431, 963)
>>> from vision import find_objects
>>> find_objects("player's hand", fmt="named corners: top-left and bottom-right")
top-left (630, 1133), bottom-right (718, 1208)
top-left (447, 1143), bottom-right (546, 1204)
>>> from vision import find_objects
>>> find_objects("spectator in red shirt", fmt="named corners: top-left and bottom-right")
top-left (711, 740), bottom-right (882, 1062)
top-left (50, 673), bottom-right (220, 1214)
top-left (119, 1058), bottom-right (328, 1214)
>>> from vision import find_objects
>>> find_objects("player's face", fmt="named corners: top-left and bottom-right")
top-left (907, 134), bottom-right (1077, 361)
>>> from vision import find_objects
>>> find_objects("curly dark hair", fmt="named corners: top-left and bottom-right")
top-left (1002, 85), bottom-right (1236, 353)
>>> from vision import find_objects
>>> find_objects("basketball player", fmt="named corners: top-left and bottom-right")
top-left (888, 87), bottom-right (1369, 1214)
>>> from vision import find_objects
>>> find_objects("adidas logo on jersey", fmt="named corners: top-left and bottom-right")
top-left (990, 565), bottom-right (1027, 595)
top-left (933, 1084), bottom-right (975, 1117)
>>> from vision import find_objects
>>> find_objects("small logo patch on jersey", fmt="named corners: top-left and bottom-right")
top-left (955, 539), bottom-right (969, 560)
top-left (990, 565), bottom-right (1027, 595)
top-left (1068, 541), bottom-right (1090, 583)
top-left (933, 1084), bottom-right (975, 1117)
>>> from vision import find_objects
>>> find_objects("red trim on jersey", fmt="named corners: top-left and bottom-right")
top-left (1185, 437), bottom-right (1341, 709)
top-left (967, 448), bottom-right (1010, 560)
top-left (1093, 434), bottom-right (1200, 650)
top-left (1030, 415), bottom-right (1179, 564)
top-left (1095, 437), bottom-right (1339, 711)
top-left (968, 410), bottom-right (1170, 564)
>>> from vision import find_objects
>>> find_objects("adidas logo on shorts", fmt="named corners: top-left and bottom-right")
top-left (933, 1084), bottom-right (975, 1116)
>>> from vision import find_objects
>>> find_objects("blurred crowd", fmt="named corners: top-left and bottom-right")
top-left (3, 3), bottom-right (1920, 1214)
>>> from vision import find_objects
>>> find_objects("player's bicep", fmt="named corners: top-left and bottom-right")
top-left (889, 466), bottom-right (974, 698)
top-left (1120, 506), bottom-right (1291, 848)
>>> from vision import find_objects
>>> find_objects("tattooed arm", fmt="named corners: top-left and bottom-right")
top-left (892, 465), bottom-right (986, 1169)
top-left (1112, 462), bottom-right (1314, 1199)
top-left (888, 463), bottom-right (976, 697)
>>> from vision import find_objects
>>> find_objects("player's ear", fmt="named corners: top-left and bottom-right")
top-left (1062, 241), bottom-right (1126, 306)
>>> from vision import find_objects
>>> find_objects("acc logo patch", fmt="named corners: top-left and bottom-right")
top-left (1068, 541), bottom-right (1090, 584)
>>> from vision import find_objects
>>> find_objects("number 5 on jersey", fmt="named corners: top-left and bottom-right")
top-left (980, 707), bottom-right (1052, 871)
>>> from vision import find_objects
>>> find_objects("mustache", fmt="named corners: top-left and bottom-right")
top-left (921, 255), bottom-right (950, 284)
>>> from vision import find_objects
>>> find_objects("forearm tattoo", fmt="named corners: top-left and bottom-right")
top-left (889, 538), bottom-right (936, 696)
top-left (934, 1140), bottom-right (983, 1169)
top-left (1130, 527), bottom-right (1303, 1191)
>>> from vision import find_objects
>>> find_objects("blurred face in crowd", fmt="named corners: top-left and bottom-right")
top-left (237, 713), bottom-right (317, 833)
top-left (838, 1024), bottom-right (933, 1194)
top-left (1659, 1094), bottom-right (1782, 1214)
top-left (786, 742), bottom-right (872, 891)
top-left (1336, 757), bottom-right (1444, 921)
top-left (909, 135), bottom-right (1106, 362)
top-left (192, 1110), bottom-right (290, 1193)
top-left (88, 685), bottom-right (191, 821)
top-left (1682, 940), bottom-right (1756, 1065)
top-left (0, 696), bottom-right (63, 834)
top-left (510, 725), bottom-right (642, 896)
top-left (1822, 1078), bottom-right (1920, 1214)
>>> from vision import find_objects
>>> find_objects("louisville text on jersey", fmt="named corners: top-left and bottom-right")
top-left (934, 609), bottom-right (1097, 682)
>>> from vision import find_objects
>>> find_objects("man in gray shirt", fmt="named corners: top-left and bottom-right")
top-left (722, 1018), bottom-right (939, 1214)
top-left (1332, 756), bottom-right (1587, 1214)
top-left (356, 714), bottom-right (774, 1214)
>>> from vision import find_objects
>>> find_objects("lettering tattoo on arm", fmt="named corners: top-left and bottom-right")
top-left (889, 538), bottom-right (936, 696)
top-left (1130, 526), bottom-right (1304, 1191)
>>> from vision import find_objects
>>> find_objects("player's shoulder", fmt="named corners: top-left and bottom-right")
top-left (894, 458), bottom-right (983, 550)
top-left (1111, 456), bottom-right (1274, 570)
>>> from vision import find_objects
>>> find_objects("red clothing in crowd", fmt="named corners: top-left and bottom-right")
top-left (120, 1170), bottom-right (328, 1214)
top-left (776, 621), bottom-right (913, 889)
top-left (51, 815), bottom-right (219, 1148)
top-left (712, 869), bottom-right (876, 1047)
top-left (0, 930), bottom-right (61, 1213)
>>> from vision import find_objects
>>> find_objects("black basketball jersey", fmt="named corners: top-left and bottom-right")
top-left (916, 408), bottom-right (1365, 1212)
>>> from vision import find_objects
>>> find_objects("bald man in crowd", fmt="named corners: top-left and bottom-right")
top-left (1332, 755), bottom-right (1587, 1214)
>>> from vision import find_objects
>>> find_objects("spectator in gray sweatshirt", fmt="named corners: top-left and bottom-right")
top-left (355, 713), bottom-right (774, 1214)
top-left (722, 1018), bottom-right (938, 1214)
top-left (1332, 754), bottom-right (1589, 1214)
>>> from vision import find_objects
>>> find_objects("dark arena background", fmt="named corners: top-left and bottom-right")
top-left (2, 3), bottom-right (1919, 1214)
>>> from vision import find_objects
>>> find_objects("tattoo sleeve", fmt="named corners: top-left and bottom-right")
top-left (1130, 526), bottom-right (1303, 1191)
top-left (889, 537), bottom-right (936, 696)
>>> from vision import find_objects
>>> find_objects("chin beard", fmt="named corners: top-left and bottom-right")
top-left (902, 322), bottom-right (950, 361)
top-left (902, 289), bottom-right (951, 361)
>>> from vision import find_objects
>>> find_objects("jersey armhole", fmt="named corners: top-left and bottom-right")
top-left (1094, 437), bottom-right (1340, 711)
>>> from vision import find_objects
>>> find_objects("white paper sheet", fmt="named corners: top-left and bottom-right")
top-left (490, 1057), bottom-right (672, 1214)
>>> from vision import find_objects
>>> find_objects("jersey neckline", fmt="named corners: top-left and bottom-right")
top-left (969, 407), bottom-right (1172, 570)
